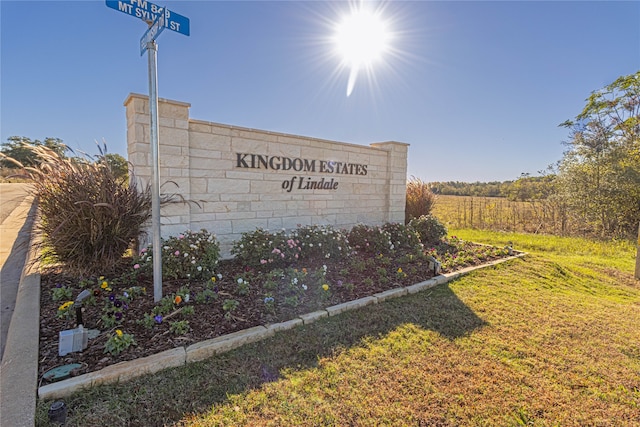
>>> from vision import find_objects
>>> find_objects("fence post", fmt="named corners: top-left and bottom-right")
top-left (635, 221), bottom-right (640, 280)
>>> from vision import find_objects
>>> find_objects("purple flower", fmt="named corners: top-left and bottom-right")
top-left (154, 314), bottom-right (163, 324)
top-left (114, 300), bottom-right (122, 308)
top-left (114, 312), bottom-right (123, 320)
top-left (109, 294), bottom-right (115, 302)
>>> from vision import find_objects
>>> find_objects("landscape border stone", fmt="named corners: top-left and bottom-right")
top-left (2, 228), bottom-right (526, 420)
top-left (185, 325), bottom-right (275, 364)
top-left (298, 309), bottom-right (329, 325)
top-left (326, 296), bottom-right (378, 316)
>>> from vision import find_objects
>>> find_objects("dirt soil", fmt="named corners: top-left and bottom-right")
top-left (38, 247), bottom-right (507, 383)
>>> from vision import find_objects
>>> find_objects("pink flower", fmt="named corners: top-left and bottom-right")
top-left (140, 247), bottom-right (147, 254)
top-left (260, 259), bottom-right (267, 265)
top-left (133, 264), bottom-right (140, 269)
top-left (178, 234), bottom-right (185, 239)
top-left (174, 250), bottom-right (180, 256)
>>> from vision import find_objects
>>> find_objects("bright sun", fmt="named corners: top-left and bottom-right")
top-left (333, 3), bottom-right (391, 96)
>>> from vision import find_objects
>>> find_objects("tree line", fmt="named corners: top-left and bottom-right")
top-left (427, 175), bottom-right (555, 201)
top-left (430, 72), bottom-right (639, 239)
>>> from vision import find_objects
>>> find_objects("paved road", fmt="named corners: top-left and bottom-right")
top-left (1, 183), bottom-right (34, 360)
top-left (0, 183), bottom-right (31, 223)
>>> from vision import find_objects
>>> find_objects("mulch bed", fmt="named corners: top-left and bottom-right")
top-left (37, 247), bottom-right (505, 384)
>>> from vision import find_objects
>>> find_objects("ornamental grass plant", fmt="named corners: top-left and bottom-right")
top-left (16, 143), bottom-right (153, 276)
top-left (405, 176), bottom-right (437, 223)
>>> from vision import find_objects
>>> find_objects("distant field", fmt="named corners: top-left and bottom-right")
top-left (433, 195), bottom-right (569, 235)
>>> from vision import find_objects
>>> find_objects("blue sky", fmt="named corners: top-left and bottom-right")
top-left (1, 0), bottom-right (638, 182)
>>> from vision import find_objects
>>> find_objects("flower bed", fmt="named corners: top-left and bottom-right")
top-left (38, 223), bottom-right (511, 382)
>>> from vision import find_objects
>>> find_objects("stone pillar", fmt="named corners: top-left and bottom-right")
top-left (124, 93), bottom-right (192, 241)
top-left (370, 141), bottom-right (409, 224)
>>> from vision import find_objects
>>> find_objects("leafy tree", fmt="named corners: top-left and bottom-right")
top-left (99, 153), bottom-right (129, 183)
top-left (558, 71), bottom-right (640, 238)
top-left (506, 173), bottom-right (557, 201)
top-left (0, 136), bottom-right (67, 168)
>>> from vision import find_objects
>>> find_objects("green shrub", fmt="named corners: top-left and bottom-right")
top-left (21, 144), bottom-right (151, 276)
top-left (409, 214), bottom-right (447, 247)
top-left (405, 176), bottom-right (436, 223)
top-left (381, 222), bottom-right (424, 255)
top-left (137, 229), bottom-right (220, 281)
top-left (231, 228), bottom-right (291, 268)
top-left (292, 224), bottom-right (351, 261)
top-left (232, 225), bottom-right (352, 268)
top-left (347, 224), bottom-right (394, 255)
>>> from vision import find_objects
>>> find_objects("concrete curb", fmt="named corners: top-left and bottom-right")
top-left (0, 198), bottom-right (39, 427)
top-left (35, 252), bottom-right (526, 401)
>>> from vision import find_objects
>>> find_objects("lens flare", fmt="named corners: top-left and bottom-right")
top-left (333, 2), bottom-right (391, 96)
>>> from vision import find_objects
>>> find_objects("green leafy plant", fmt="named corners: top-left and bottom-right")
top-left (169, 320), bottom-right (191, 335)
top-left (293, 224), bottom-right (351, 261)
top-left (195, 288), bottom-right (218, 304)
top-left (222, 299), bottom-right (240, 320)
top-left (56, 301), bottom-right (74, 320)
top-left (231, 228), bottom-right (287, 268)
top-left (137, 313), bottom-right (156, 329)
top-left (104, 329), bottom-right (136, 356)
top-left (409, 214), bottom-right (447, 247)
top-left (235, 276), bottom-right (251, 296)
top-left (51, 285), bottom-right (73, 302)
top-left (347, 224), bottom-right (394, 255)
top-left (137, 230), bottom-right (220, 281)
top-left (381, 222), bottom-right (423, 255)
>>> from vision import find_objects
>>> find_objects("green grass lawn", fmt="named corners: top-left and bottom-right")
top-left (36, 230), bottom-right (640, 426)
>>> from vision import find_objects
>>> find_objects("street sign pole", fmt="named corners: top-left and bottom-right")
top-left (147, 39), bottom-right (163, 302)
top-left (106, 0), bottom-right (189, 302)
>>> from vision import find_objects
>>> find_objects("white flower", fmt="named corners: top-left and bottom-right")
top-left (302, 284), bottom-right (308, 291)
top-left (197, 266), bottom-right (202, 272)
top-left (237, 278), bottom-right (243, 284)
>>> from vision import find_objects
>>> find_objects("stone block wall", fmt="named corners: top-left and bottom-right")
top-left (125, 93), bottom-right (408, 255)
